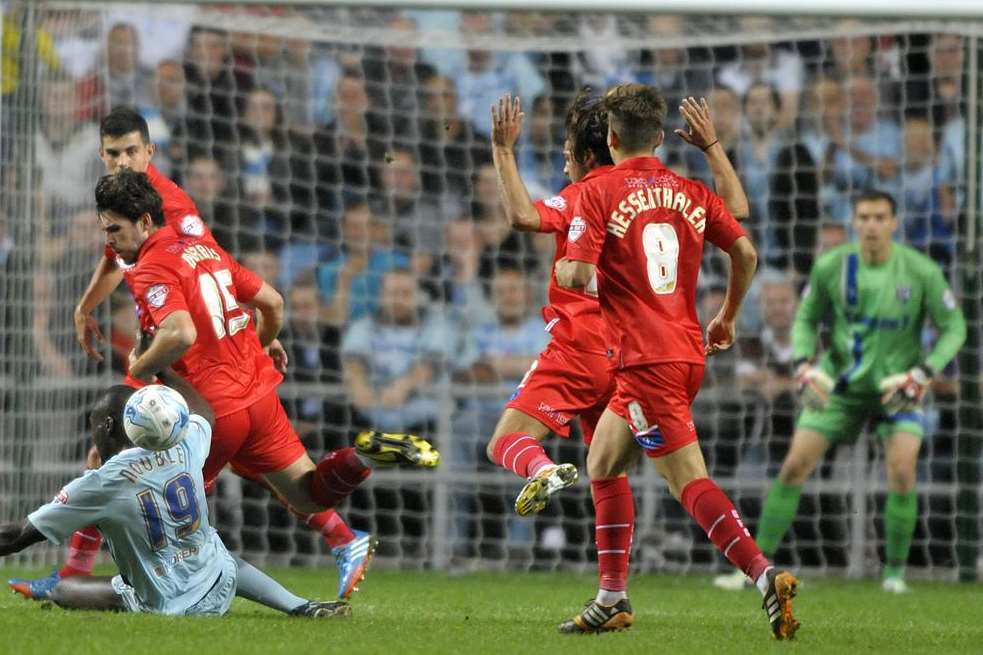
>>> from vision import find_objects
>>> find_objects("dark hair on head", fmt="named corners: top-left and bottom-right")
top-left (602, 83), bottom-right (668, 153)
top-left (95, 169), bottom-right (165, 226)
top-left (100, 106), bottom-right (150, 145)
top-left (90, 385), bottom-right (137, 461)
top-left (853, 189), bottom-right (897, 215)
top-left (565, 88), bottom-right (613, 167)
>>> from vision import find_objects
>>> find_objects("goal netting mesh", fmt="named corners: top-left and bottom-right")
top-left (1, 1), bottom-right (981, 580)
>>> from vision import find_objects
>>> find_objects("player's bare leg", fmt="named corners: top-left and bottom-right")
top-left (714, 428), bottom-right (829, 591)
top-left (882, 431), bottom-right (921, 593)
top-left (44, 576), bottom-right (126, 611)
top-left (559, 410), bottom-right (637, 633)
top-left (487, 409), bottom-right (577, 516)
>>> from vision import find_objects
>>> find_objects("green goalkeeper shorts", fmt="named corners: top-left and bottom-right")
top-left (796, 392), bottom-right (925, 443)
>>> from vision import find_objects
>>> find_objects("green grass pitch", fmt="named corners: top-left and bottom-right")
top-left (1, 567), bottom-right (981, 655)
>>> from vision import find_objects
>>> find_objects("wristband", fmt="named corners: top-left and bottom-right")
top-left (701, 140), bottom-right (719, 151)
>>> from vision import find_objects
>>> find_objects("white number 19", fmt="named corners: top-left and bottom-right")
top-left (643, 223), bottom-right (680, 295)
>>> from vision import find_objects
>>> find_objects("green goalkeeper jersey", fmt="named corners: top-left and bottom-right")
top-left (792, 242), bottom-right (966, 395)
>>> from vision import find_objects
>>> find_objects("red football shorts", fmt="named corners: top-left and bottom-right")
top-left (608, 362), bottom-right (705, 458)
top-left (505, 341), bottom-right (615, 444)
top-left (202, 389), bottom-right (308, 486)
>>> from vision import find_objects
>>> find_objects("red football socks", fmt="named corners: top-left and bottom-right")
top-left (59, 526), bottom-right (102, 577)
top-left (681, 478), bottom-right (770, 581)
top-left (592, 476), bottom-right (634, 593)
top-left (491, 433), bottom-right (554, 479)
top-left (295, 508), bottom-right (356, 549)
top-left (310, 447), bottom-right (371, 509)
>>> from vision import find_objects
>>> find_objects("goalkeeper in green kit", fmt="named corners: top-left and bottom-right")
top-left (715, 190), bottom-right (966, 593)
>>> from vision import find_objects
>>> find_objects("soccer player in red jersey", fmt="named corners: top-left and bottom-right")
top-left (489, 91), bottom-right (750, 607)
top-left (9, 109), bottom-right (372, 602)
top-left (555, 84), bottom-right (799, 639)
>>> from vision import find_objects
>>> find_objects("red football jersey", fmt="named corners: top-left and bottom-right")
top-left (104, 164), bottom-right (213, 268)
top-left (566, 156), bottom-right (746, 367)
top-left (124, 225), bottom-right (282, 418)
top-left (533, 165), bottom-right (614, 356)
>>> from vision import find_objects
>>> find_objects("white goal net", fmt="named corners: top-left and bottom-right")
top-left (1, 1), bottom-right (980, 580)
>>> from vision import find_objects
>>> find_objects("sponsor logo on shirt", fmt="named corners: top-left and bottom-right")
top-left (146, 284), bottom-right (169, 309)
top-left (544, 195), bottom-right (567, 210)
top-left (567, 216), bottom-right (587, 243)
top-left (179, 214), bottom-right (205, 237)
top-left (896, 285), bottom-right (911, 303)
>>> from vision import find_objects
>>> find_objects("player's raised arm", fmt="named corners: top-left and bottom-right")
top-left (74, 256), bottom-right (124, 361)
top-left (0, 520), bottom-right (46, 557)
top-left (922, 265), bottom-right (967, 375)
top-left (676, 96), bottom-right (750, 221)
top-left (491, 95), bottom-right (541, 231)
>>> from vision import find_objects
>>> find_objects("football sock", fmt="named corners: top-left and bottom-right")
top-left (234, 556), bottom-right (308, 614)
top-left (681, 478), bottom-right (770, 583)
top-left (491, 432), bottom-right (554, 479)
top-left (755, 480), bottom-right (802, 559)
top-left (883, 490), bottom-right (918, 579)
top-left (592, 476), bottom-right (634, 595)
top-left (294, 509), bottom-right (356, 549)
top-left (755, 567), bottom-right (773, 595)
top-left (310, 448), bottom-right (371, 509)
top-left (59, 526), bottom-right (102, 577)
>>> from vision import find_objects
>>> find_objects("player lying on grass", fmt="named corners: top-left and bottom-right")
top-left (17, 107), bottom-right (371, 602)
top-left (555, 83), bottom-right (798, 639)
top-left (12, 168), bottom-right (440, 603)
top-left (714, 190), bottom-right (966, 594)
top-left (0, 369), bottom-right (349, 618)
top-left (488, 91), bottom-right (749, 618)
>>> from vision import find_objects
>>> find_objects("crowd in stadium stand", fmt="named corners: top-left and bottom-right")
top-left (2, 8), bottom-right (965, 492)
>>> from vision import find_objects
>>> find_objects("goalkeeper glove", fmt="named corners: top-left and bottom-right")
top-left (795, 360), bottom-right (835, 410)
top-left (879, 365), bottom-right (932, 415)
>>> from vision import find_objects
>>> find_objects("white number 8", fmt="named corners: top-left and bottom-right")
top-left (643, 223), bottom-right (680, 295)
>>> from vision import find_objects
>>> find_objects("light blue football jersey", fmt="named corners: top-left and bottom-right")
top-left (29, 415), bottom-right (234, 615)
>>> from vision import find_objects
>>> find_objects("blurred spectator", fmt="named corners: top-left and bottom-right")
top-left (801, 76), bottom-right (852, 221)
top-left (736, 271), bottom-right (799, 471)
top-left (419, 75), bottom-right (491, 198)
top-left (573, 15), bottom-right (628, 90)
top-left (317, 203), bottom-right (410, 326)
top-left (183, 26), bottom-right (251, 156)
top-left (371, 146), bottom-right (459, 272)
top-left (183, 150), bottom-right (260, 255)
top-left (736, 83), bottom-right (785, 256)
top-left (249, 31), bottom-right (325, 132)
top-left (471, 163), bottom-right (542, 281)
top-left (101, 22), bottom-right (154, 110)
top-left (240, 249), bottom-right (281, 288)
top-left (824, 20), bottom-right (877, 80)
top-left (35, 74), bottom-right (102, 217)
top-left (899, 117), bottom-right (956, 264)
top-left (433, 218), bottom-right (496, 327)
top-left (464, 267), bottom-right (548, 387)
top-left (33, 210), bottom-right (104, 378)
top-left (451, 12), bottom-right (545, 137)
top-left (341, 268), bottom-right (455, 433)
top-left (106, 4), bottom-right (194, 70)
top-left (816, 221), bottom-right (849, 255)
top-left (1, 9), bottom-right (61, 97)
top-left (516, 95), bottom-right (567, 198)
top-left (140, 59), bottom-right (189, 177)
top-left (685, 86), bottom-right (741, 185)
top-left (717, 16), bottom-right (804, 130)
top-left (314, 74), bottom-right (386, 214)
top-left (362, 14), bottom-right (436, 140)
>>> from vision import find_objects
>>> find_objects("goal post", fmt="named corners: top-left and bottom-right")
top-left (1, 1), bottom-right (980, 581)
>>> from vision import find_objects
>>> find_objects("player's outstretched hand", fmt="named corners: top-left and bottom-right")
top-left (267, 338), bottom-right (289, 374)
top-left (491, 94), bottom-right (524, 149)
top-left (74, 307), bottom-right (105, 362)
top-left (705, 311), bottom-right (735, 356)
top-left (675, 97), bottom-right (719, 151)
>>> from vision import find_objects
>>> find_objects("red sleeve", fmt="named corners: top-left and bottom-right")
top-left (532, 184), bottom-right (578, 233)
top-left (564, 182), bottom-right (607, 265)
top-left (703, 189), bottom-right (746, 252)
top-left (146, 164), bottom-right (208, 239)
top-left (130, 261), bottom-right (189, 326)
top-left (231, 258), bottom-right (264, 303)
